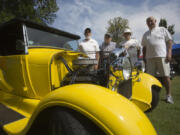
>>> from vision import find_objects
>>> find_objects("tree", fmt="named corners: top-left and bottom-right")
top-left (159, 18), bottom-right (175, 35)
top-left (0, 0), bottom-right (59, 25)
top-left (107, 17), bottom-right (129, 44)
top-left (167, 25), bottom-right (175, 35)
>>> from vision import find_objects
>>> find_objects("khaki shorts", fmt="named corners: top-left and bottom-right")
top-left (146, 57), bottom-right (170, 77)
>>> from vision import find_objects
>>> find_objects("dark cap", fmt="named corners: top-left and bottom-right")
top-left (84, 28), bottom-right (91, 34)
top-left (105, 33), bottom-right (112, 38)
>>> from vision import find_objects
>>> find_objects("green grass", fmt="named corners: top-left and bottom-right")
top-left (147, 76), bottom-right (180, 135)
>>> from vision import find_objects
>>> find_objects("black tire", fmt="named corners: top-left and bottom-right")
top-left (0, 125), bottom-right (7, 135)
top-left (146, 86), bottom-right (161, 112)
top-left (48, 108), bottom-right (106, 135)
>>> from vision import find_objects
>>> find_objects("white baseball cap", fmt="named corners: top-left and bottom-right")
top-left (124, 28), bottom-right (132, 34)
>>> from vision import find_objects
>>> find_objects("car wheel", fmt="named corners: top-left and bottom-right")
top-left (146, 86), bottom-right (161, 112)
top-left (49, 108), bottom-right (105, 135)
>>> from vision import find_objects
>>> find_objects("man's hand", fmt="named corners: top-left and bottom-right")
top-left (95, 52), bottom-right (100, 70)
top-left (166, 40), bottom-right (173, 63)
top-left (165, 54), bottom-right (172, 63)
top-left (94, 65), bottom-right (98, 70)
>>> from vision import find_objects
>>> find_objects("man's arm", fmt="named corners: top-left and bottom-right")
top-left (95, 52), bottom-right (99, 70)
top-left (166, 40), bottom-right (173, 63)
top-left (163, 27), bottom-right (173, 63)
top-left (94, 40), bottom-right (100, 70)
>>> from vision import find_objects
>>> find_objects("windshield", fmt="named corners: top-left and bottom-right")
top-left (26, 27), bottom-right (79, 51)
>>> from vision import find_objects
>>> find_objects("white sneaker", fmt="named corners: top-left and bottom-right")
top-left (166, 95), bottom-right (174, 104)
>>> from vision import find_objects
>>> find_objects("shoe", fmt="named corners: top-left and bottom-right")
top-left (166, 95), bottom-right (174, 104)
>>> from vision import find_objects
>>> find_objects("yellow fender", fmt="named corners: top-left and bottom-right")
top-left (131, 72), bottom-right (162, 111)
top-left (3, 84), bottom-right (157, 135)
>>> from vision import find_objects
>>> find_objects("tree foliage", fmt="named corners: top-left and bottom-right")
top-left (159, 18), bottom-right (175, 35)
top-left (0, 0), bottom-right (59, 25)
top-left (107, 17), bottom-right (129, 44)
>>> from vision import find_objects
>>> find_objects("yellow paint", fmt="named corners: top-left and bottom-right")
top-left (0, 47), bottom-right (159, 135)
top-left (131, 72), bottom-right (162, 111)
top-left (4, 118), bottom-right (29, 135)
top-left (108, 70), bottom-right (162, 111)
top-left (1, 84), bottom-right (157, 135)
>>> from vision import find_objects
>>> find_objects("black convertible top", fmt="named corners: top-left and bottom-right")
top-left (0, 18), bottom-right (80, 40)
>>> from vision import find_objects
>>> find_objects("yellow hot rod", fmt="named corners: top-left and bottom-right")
top-left (0, 18), bottom-right (159, 135)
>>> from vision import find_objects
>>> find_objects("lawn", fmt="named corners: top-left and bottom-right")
top-left (147, 76), bottom-right (180, 135)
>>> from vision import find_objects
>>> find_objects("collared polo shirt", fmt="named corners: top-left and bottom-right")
top-left (142, 27), bottom-right (172, 59)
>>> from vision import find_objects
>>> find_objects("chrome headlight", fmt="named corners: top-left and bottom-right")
top-left (110, 57), bottom-right (132, 80)
top-left (110, 48), bottom-right (127, 62)
top-left (122, 57), bottom-right (131, 80)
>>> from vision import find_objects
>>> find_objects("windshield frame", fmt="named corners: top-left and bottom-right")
top-left (25, 25), bottom-right (80, 51)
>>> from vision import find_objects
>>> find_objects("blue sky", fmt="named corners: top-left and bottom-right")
top-left (52, 0), bottom-right (180, 44)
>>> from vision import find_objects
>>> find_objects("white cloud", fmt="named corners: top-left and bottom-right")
top-left (53, 0), bottom-right (180, 44)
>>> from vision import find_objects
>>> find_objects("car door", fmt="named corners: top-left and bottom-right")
top-left (0, 22), bottom-right (36, 98)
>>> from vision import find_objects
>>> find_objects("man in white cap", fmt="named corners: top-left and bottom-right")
top-left (118, 28), bottom-right (141, 65)
top-left (79, 28), bottom-right (100, 70)
top-left (142, 16), bottom-right (173, 104)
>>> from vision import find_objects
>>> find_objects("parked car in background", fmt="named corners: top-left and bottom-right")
top-left (0, 18), bottom-right (158, 135)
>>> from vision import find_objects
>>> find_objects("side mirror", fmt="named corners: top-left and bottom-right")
top-left (16, 40), bottom-right (28, 54)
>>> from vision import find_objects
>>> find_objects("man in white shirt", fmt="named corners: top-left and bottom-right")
top-left (142, 16), bottom-right (173, 104)
top-left (78, 28), bottom-right (100, 70)
top-left (119, 28), bottom-right (141, 65)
